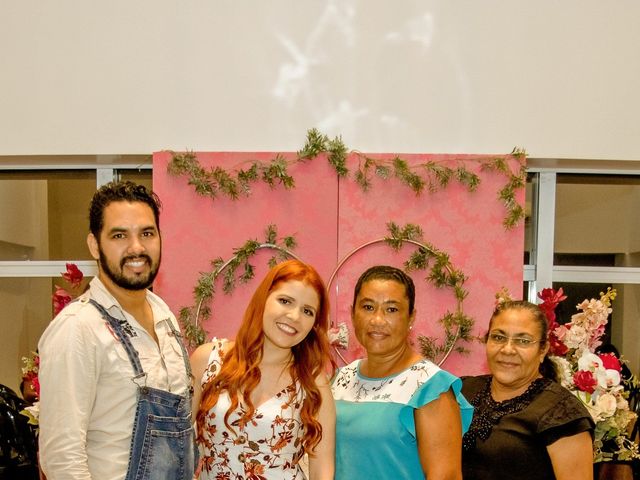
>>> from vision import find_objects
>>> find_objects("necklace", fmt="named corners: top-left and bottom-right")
top-left (462, 376), bottom-right (549, 451)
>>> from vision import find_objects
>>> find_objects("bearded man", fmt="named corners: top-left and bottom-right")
top-left (38, 181), bottom-right (195, 480)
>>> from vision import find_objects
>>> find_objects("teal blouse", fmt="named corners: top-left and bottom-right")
top-left (331, 359), bottom-right (473, 480)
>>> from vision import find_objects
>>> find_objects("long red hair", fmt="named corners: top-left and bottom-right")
top-left (196, 259), bottom-right (335, 454)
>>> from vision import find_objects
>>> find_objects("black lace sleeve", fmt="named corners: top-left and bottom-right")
top-left (537, 383), bottom-right (595, 445)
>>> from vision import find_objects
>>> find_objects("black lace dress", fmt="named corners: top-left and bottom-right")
top-left (461, 375), bottom-right (594, 480)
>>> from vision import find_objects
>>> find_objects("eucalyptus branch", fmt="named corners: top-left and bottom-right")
top-left (169, 130), bottom-right (527, 230)
top-left (382, 222), bottom-right (473, 361)
top-left (327, 136), bottom-right (349, 177)
top-left (354, 156), bottom-right (388, 191)
top-left (392, 156), bottom-right (426, 194)
top-left (298, 128), bottom-right (349, 177)
top-left (168, 151), bottom-right (297, 201)
top-left (298, 128), bottom-right (330, 160)
top-left (385, 221), bottom-right (424, 251)
top-left (481, 152), bottom-right (527, 229)
top-left (179, 225), bottom-right (299, 348)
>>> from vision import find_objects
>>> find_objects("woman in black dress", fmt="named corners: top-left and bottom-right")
top-left (462, 301), bottom-right (595, 480)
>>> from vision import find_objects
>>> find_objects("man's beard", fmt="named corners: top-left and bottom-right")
top-left (98, 248), bottom-right (160, 291)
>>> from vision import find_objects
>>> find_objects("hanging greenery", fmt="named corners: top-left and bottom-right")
top-left (383, 222), bottom-right (474, 361)
top-left (168, 132), bottom-right (516, 356)
top-left (180, 221), bottom-right (474, 365)
top-left (179, 225), bottom-right (298, 347)
top-left (167, 129), bottom-right (527, 229)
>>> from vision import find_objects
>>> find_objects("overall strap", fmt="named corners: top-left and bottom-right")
top-left (88, 299), bottom-right (146, 383)
top-left (164, 318), bottom-right (195, 395)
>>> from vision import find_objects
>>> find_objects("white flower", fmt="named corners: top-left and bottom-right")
top-left (596, 369), bottom-right (620, 389)
top-left (550, 356), bottom-right (573, 388)
top-left (594, 393), bottom-right (618, 419)
top-left (577, 351), bottom-right (603, 372)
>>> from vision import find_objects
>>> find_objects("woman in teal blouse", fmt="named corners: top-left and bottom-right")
top-left (331, 265), bottom-right (473, 479)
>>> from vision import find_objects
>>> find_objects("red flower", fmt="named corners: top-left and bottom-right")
top-left (548, 333), bottom-right (569, 356)
top-left (573, 370), bottom-right (597, 393)
top-left (32, 376), bottom-right (40, 397)
top-left (537, 287), bottom-right (567, 325)
top-left (62, 263), bottom-right (84, 287)
top-left (538, 287), bottom-right (568, 306)
top-left (53, 286), bottom-right (72, 316)
top-left (599, 353), bottom-right (622, 372)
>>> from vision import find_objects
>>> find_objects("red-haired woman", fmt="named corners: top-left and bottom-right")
top-left (191, 260), bottom-right (336, 480)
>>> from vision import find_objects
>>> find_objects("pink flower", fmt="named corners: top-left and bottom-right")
top-left (548, 325), bottom-right (569, 356)
top-left (62, 263), bottom-right (84, 287)
top-left (53, 286), bottom-right (72, 316)
top-left (573, 370), bottom-right (598, 394)
top-left (599, 353), bottom-right (621, 372)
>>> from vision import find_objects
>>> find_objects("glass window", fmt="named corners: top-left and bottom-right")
top-left (555, 174), bottom-right (640, 267)
top-left (0, 275), bottom-right (93, 394)
top-left (524, 173), bottom-right (536, 265)
top-left (0, 171), bottom-right (96, 261)
top-left (117, 168), bottom-right (152, 191)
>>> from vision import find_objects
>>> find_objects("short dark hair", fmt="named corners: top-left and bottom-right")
top-left (89, 181), bottom-right (162, 237)
top-left (352, 265), bottom-right (416, 314)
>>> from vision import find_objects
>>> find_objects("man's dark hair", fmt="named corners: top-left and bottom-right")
top-left (352, 265), bottom-right (416, 314)
top-left (89, 181), bottom-right (162, 237)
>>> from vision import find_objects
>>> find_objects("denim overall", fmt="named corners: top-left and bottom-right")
top-left (89, 299), bottom-right (195, 480)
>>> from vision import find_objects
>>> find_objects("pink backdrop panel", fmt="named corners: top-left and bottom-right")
top-left (329, 154), bottom-right (523, 376)
top-left (153, 151), bottom-right (524, 377)
top-left (153, 151), bottom-right (339, 341)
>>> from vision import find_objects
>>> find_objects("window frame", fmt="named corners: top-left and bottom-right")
top-left (0, 159), bottom-right (151, 278)
top-left (526, 159), bottom-right (640, 302)
top-left (2, 157), bottom-right (640, 291)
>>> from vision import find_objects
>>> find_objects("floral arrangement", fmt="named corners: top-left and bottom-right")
top-left (53, 263), bottom-right (84, 315)
top-left (20, 352), bottom-right (40, 425)
top-left (539, 287), bottom-right (640, 463)
top-left (20, 263), bottom-right (84, 426)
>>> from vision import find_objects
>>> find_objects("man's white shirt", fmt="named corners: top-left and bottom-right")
top-left (38, 277), bottom-right (190, 480)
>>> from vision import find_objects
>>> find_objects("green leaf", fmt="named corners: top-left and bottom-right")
top-left (298, 128), bottom-right (329, 159)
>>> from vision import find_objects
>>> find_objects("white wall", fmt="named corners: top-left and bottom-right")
top-left (1, 1), bottom-right (639, 159)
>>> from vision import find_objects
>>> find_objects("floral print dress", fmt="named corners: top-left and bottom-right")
top-left (197, 339), bottom-right (307, 480)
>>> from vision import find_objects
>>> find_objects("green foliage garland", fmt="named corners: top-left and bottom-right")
top-left (180, 225), bottom-right (298, 347)
top-left (167, 129), bottom-right (527, 229)
top-left (384, 222), bottom-right (474, 361)
top-left (180, 221), bottom-right (474, 362)
top-left (168, 152), bottom-right (295, 199)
